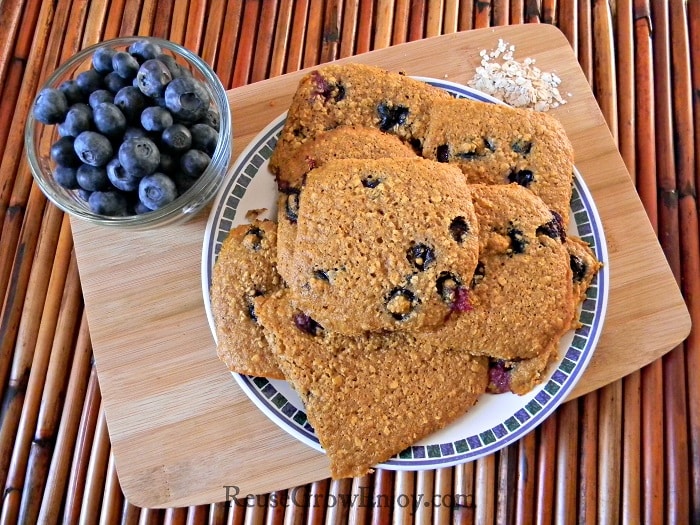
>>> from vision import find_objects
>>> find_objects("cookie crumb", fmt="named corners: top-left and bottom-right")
top-left (468, 39), bottom-right (567, 111)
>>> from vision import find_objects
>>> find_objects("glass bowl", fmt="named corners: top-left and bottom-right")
top-left (24, 36), bottom-right (232, 230)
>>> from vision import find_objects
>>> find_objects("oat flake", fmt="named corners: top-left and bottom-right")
top-left (468, 39), bottom-right (567, 111)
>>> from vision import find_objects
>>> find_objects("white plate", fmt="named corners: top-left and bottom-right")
top-left (202, 78), bottom-right (609, 470)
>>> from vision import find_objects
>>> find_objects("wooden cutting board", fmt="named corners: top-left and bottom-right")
top-left (70, 24), bottom-right (690, 508)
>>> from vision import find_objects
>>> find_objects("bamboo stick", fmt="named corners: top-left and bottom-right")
top-left (62, 366), bottom-right (101, 524)
top-left (374, 0), bottom-right (395, 49)
top-left (164, 506), bottom-right (188, 524)
top-left (425, 0), bottom-right (443, 37)
top-left (187, 505), bottom-right (209, 524)
top-left (621, 372), bottom-right (641, 525)
top-left (347, 475), bottom-right (370, 525)
top-left (102, 0), bottom-right (125, 39)
top-left (320, 0), bottom-right (341, 64)
top-left (183, 0), bottom-right (207, 53)
top-left (458, 0), bottom-right (473, 30)
top-left (36, 308), bottom-right (91, 524)
top-left (474, 455), bottom-right (495, 525)
top-left (307, 479), bottom-right (329, 525)
top-left (514, 431), bottom-right (536, 525)
top-left (137, 0), bottom-right (159, 36)
top-left (119, 0), bottom-right (142, 36)
top-left (251, 0), bottom-right (278, 81)
top-left (270, 1), bottom-right (294, 74)
top-left (302, 0), bottom-right (324, 67)
top-left (578, 393), bottom-right (598, 524)
top-left (391, 0), bottom-right (410, 44)
top-left (122, 501), bottom-right (141, 525)
top-left (285, 0), bottom-right (309, 72)
top-left (597, 381), bottom-right (623, 525)
top-left (541, 0), bottom-right (554, 24)
top-left (473, 0), bottom-right (490, 28)
top-left (492, 0), bottom-right (509, 26)
top-left (0, 0), bottom-right (25, 88)
top-left (355, 0), bottom-right (373, 54)
top-left (524, 0), bottom-right (540, 22)
top-left (100, 452), bottom-right (125, 525)
top-left (169, 0), bottom-right (190, 44)
top-left (443, 0), bottom-right (458, 33)
top-left (77, 405), bottom-right (111, 522)
top-left (209, 501), bottom-right (227, 525)
top-left (407, 0), bottom-right (425, 42)
top-left (576, 0), bottom-right (592, 81)
top-left (283, 484), bottom-right (307, 525)
top-left (0, 60), bottom-right (24, 163)
top-left (231, 0), bottom-right (260, 86)
top-left (411, 470), bottom-right (430, 524)
top-left (339, 0), bottom-right (358, 58)
top-left (509, 0), bottom-right (522, 24)
top-left (452, 461), bottom-right (475, 525)
top-left (535, 415), bottom-right (556, 525)
top-left (200, 0), bottom-right (226, 66)
top-left (495, 445), bottom-right (517, 525)
top-left (324, 478), bottom-right (352, 525)
top-left (370, 469), bottom-right (393, 525)
top-left (433, 467), bottom-right (452, 524)
top-left (616, 0), bottom-right (636, 176)
top-left (557, 0), bottom-right (576, 54)
top-left (554, 400), bottom-right (578, 524)
top-left (81, 0), bottom-right (109, 45)
top-left (592, 0), bottom-right (618, 141)
top-left (152, 0), bottom-right (174, 38)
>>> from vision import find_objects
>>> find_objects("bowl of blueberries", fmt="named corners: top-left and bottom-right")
top-left (25, 36), bottom-right (231, 229)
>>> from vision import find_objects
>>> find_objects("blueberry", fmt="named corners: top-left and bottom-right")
top-left (376, 102), bottom-right (409, 132)
top-left (128, 39), bottom-right (162, 62)
top-left (171, 170), bottom-right (198, 194)
top-left (76, 69), bottom-right (103, 95)
top-left (123, 126), bottom-right (148, 140)
top-left (406, 243), bottom-right (435, 271)
top-left (88, 190), bottom-right (129, 215)
top-left (106, 157), bottom-right (140, 191)
top-left (165, 76), bottom-right (210, 122)
top-left (78, 188), bottom-right (92, 202)
top-left (104, 71), bottom-right (132, 93)
top-left (512, 139), bottom-right (533, 155)
top-left (33, 88), bottom-right (68, 124)
top-left (471, 261), bottom-right (485, 288)
top-left (189, 123), bottom-right (218, 155)
top-left (74, 131), bottom-right (113, 167)
top-left (118, 137), bottom-right (160, 177)
top-left (141, 106), bottom-right (173, 132)
top-left (76, 163), bottom-right (111, 191)
top-left (361, 175), bottom-right (381, 188)
top-left (92, 46), bottom-right (116, 73)
top-left (200, 108), bottom-right (220, 131)
top-left (449, 216), bottom-right (470, 243)
top-left (507, 226), bottom-right (527, 254)
top-left (570, 254), bottom-right (588, 283)
top-left (244, 290), bottom-right (265, 322)
top-left (436, 272), bottom-right (462, 304)
top-left (58, 103), bottom-right (93, 137)
top-left (138, 172), bottom-right (177, 210)
top-left (155, 53), bottom-right (184, 78)
top-left (292, 312), bottom-right (323, 336)
top-left (309, 72), bottom-right (345, 102)
top-left (88, 89), bottom-right (114, 109)
top-left (242, 227), bottom-right (264, 251)
top-left (313, 269), bottom-right (330, 282)
top-left (113, 86), bottom-right (149, 122)
top-left (53, 165), bottom-right (79, 189)
top-left (436, 144), bottom-right (450, 163)
top-left (508, 169), bottom-right (535, 187)
top-left (134, 200), bottom-right (152, 214)
top-left (283, 188), bottom-right (300, 223)
top-left (180, 149), bottom-right (210, 177)
top-left (157, 152), bottom-right (177, 174)
top-left (161, 123), bottom-right (192, 152)
top-left (136, 59), bottom-right (172, 97)
top-left (58, 80), bottom-right (84, 104)
top-left (93, 102), bottom-right (127, 137)
top-left (487, 359), bottom-right (512, 394)
top-left (112, 51), bottom-right (140, 79)
top-left (484, 137), bottom-right (496, 152)
top-left (50, 136), bottom-right (81, 167)
top-left (385, 287), bottom-right (419, 321)
top-left (536, 211), bottom-right (566, 242)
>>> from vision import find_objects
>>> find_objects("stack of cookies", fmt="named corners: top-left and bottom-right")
top-left (210, 64), bottom-right (602, 479)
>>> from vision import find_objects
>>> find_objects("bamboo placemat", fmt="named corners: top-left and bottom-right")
top-left (0, 1), bottom-right (698, 523)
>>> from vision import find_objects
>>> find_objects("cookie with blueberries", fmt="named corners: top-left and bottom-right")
top-left (421, 97), bottom-right (574, 224)
top-left (285, 158), bottom-right (480, 335)
top-left (210, 219), bottom-right (284, 379)
top-left (269, 64), bottom-right (450, 175)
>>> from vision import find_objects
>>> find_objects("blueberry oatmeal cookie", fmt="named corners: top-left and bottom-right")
top-left (286, 158), bottom-right (480, 335)
top-left (421, 97), bottom-right (574, 223)
top-left (268, 63), bottom-right (451, 174)
top-left (210, 219), bottom-right (285, 379)
top-left (254, 290), bottom-right (489, 479)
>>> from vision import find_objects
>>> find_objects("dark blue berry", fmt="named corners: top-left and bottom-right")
top-left (377, 102), bottom-right (409, 132)
top-left (165, 76), bottom-right (210, 122)
top-left (53, 166), bottom-right (79, 189)
top-left (78, 188), bottom-right (92, 202)
top-left (508, 169), bottom-right (535, 187)
top-left (243, 227), bottom-right (264, 251)
top-left (171, 170), bottom-right (198, 194)
top-left (88, 89), bottom-right (114, 109)
top-left (180, 149), bottom-right (210, 177)
top-left (161, 123), bottom-right (192, 152)
top-left (106, 157), bottom-right (140, 191)
top-left (88, 190), bottom-right (128, 215)
top-left (385, 287), bottom-right (419, 321)
top-left (283, 188), bottom-right (300, 223)
top-left (77, 163), bottom-right (111, 191)
top-left (128, 40), bottom-right (162, 62)
top-left (155, 54), bottom-right (184, 78)
top-left (436, 144), bottom-right (450, 163)
top-left (189, 123), bottom-right (218, 155)
top-left (58, 103), bottom-right (92, 137)
top-left (200, 108), bottom-right (220, 131)
top-left (512, 139), bottom-right (532, 155)
top-left (157, 152), bottom-right (177, 174)
top-left (58, 80), bottom-right (84, 104)
top-left (449, 216), bottom-right (470, 243)
top-left (76, 69), bottom-right (103, 95)
top-left (361, 176), bottom-right (381, 188)
top-left (406, 243), bottom-right (435, 271)
top-left (112, 51), bottom-right (140, 79)
top-left (507, 226), bottom-right (527, 254)
top-left (34, 88), bottom-right (68, 124)
top-left (93, 102), bottom-right (127, 137)
top-left (136, 59), bottom-right (172, 97)
top-left (113, 86), bottom-right (149, 122)
top-left (74, 131), bottom-right (113, 167)
top-left (293, 312), bottom-right (323, 336)
top-left (536, 211), bottom-right (566, 242)
top-left (309, 72), bottom-right (345, 102)
top-left (92, 46), bottom-right (116, 73)
top-left (471, 261), bottom-right (485, 288)
top-left (570, 255), bottom-right (587, 283)
top-left (313, 269), bottom-right (330, 282)
top-left (123, 126), bottom-right (148, 140)
top-left (50, 136), bottom-right (81, 167)
top-left (245, 290), bottom-right (264, 322)
top-left (104, 71), bottom-right (131, 93)
top-left (141, 106), bottom-right (173, 132)
top-left (138, 172), bottom-right (177, 210)
top-left (118, 137), bottom-right (160, 177)
top-left (436, 272), bottom-right (462, 304)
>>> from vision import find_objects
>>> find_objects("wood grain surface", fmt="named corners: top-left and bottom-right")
top-left (68, 24), bottom-right (690, 509)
